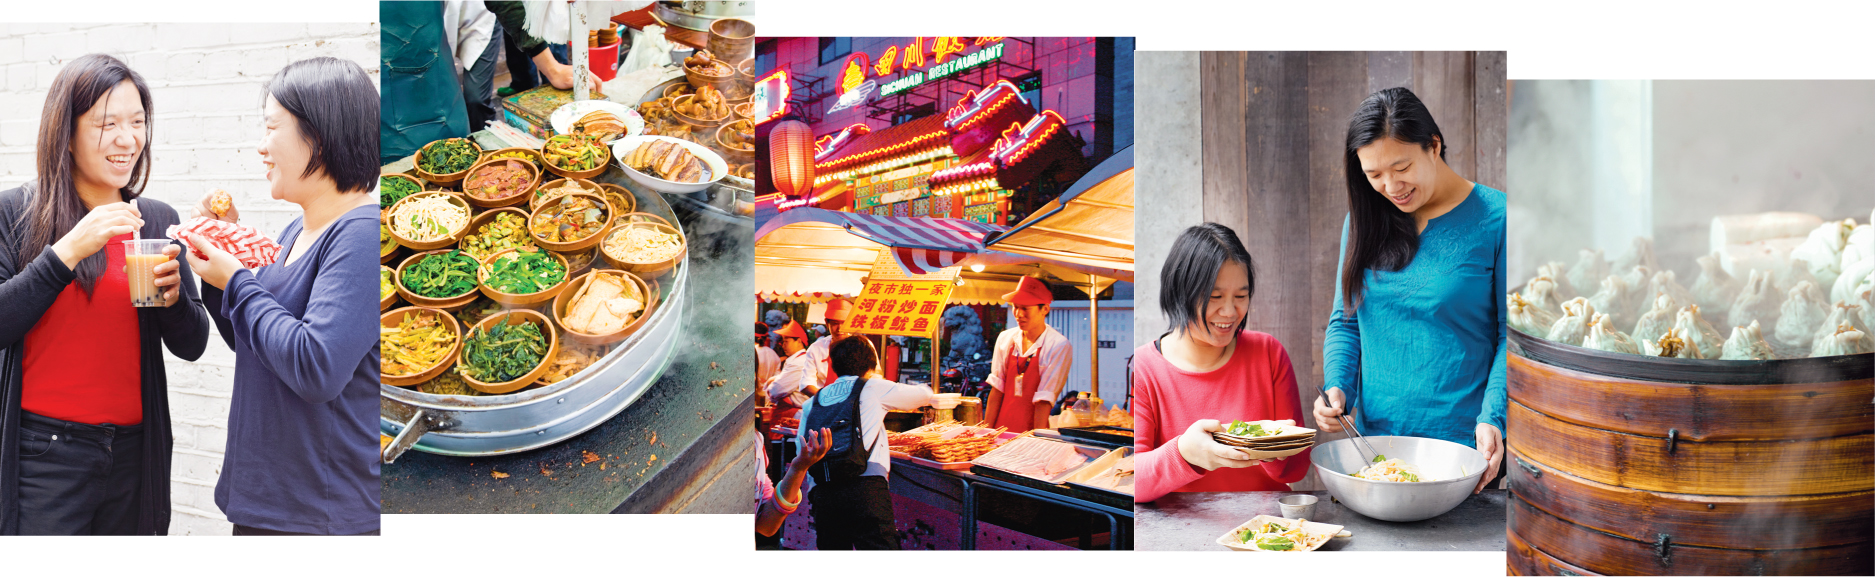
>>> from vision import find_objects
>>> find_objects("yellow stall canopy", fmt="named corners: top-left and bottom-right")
top-left (985, 146), bottom-right (1134, 277)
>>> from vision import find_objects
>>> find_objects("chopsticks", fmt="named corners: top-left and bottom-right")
top-left (1310, 380), bottom-right (1383, 463)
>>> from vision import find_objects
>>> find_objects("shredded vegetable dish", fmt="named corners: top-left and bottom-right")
top-left (1355, 455), bottom-right (1428, 482)
top-left (1236, 519), bottom-right (1329, 551)
top-left (390, 195), bottom-right (469, 242)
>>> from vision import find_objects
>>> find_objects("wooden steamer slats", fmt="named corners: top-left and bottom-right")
top-left (1507, 401), bottom-right (1872, 496)
top-left (1508, 354), bottom-right (1874, 441)
top-left (1508, 523), bottom-right (1605, 576)
top-left (1510, 493), bottom-right (1875, 576)
top-left (1508, 445), bottom-right (1875, 550)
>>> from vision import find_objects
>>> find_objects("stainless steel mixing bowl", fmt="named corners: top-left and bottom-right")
top-left (1310, 435), bottom-right (1486, 522)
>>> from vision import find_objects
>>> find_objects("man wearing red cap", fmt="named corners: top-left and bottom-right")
top-left (806, 298), bottom-right (856, 385)
top-left (984, 276), bottom-right (1072, 431)
top-left (765, 321), bottom-right (819, 416)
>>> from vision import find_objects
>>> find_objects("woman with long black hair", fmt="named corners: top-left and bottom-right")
top-left (1313, 87), bottom-right (1508, 493)
top-left (0, 54), bottom-right (210, 535)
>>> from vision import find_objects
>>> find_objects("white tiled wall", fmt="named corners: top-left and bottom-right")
top-left (0, 22), bottom-right (377, 536)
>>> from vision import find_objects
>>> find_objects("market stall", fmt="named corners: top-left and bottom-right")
top-left (377, 16), bottom-right (756, 512)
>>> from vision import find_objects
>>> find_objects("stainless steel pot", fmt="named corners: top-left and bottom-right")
top-left (380, 185), bottom-right (688, 461)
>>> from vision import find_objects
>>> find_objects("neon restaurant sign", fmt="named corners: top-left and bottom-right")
top-left (837, 37), bottom-right (1007, 99)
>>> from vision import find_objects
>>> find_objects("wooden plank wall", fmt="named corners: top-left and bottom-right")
top-left (1196, 51), bottom-right (1507, 490)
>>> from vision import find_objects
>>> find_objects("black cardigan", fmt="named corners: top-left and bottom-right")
top-left (0, 185), bottom-right (211, 535)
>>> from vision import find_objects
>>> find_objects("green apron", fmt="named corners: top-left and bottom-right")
top-left (380, 1), bottom-right (468, 165)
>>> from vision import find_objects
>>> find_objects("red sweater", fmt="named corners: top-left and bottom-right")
top-left (22, 233), bottom-right (143, 425)
top-left (1133, 330), bottom-right (1311, 502)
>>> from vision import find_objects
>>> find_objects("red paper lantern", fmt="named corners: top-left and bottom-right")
top-left (769, 120), bottom-right (815, 198)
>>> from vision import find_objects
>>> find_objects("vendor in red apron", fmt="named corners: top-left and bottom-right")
top-left (805, 298), bottom-right (853, 386)
top-left (765, 321), bottom-right (818, 420)
top-left (984, 276), bottom-right (1073, 431)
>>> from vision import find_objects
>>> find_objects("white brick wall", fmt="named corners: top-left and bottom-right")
top-left (0, 23), bottom-right (378, 536)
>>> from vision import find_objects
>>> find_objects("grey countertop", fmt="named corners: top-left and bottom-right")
top-left (1135, 490), bottom-right (1507, 551)
top-left (380, 133), bottom-right (755, 514)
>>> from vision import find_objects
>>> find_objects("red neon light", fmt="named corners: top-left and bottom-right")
top-left (931, 37), bottom-right (968, 64)
top-left (839, 53), bottom-right (869, 95)
top-left (813, 124), bottom-right (873, 162)
top-left (975, 36), bottom-right (1004, 45)
top-left (754, 70), bottom-right (792, 125)
top-left (815, 131), bottom-right (949, 171)
top-left (929, 161), bottom-right (996, 184)
top-left (989, 110), bottom-right (1066, 166)
top-left (902, 37), bottom-right (927, 69)
top-left (872, 46), bottom-right (899, 76)
top-left (944, 79), bottom-right (1026, 130)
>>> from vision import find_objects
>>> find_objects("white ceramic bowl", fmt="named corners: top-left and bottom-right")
top-left (610, 135), bottom-right (728, 194)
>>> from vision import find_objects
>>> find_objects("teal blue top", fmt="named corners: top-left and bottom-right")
top-left (1323, 182), bottom-right (1507, 447)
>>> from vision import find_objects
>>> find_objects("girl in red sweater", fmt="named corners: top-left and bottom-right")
top-left (1133, 223), bottom-right (1312, 503)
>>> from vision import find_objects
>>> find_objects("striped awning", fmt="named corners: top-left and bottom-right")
top-left (757, 208), bottom-right (1005, 276)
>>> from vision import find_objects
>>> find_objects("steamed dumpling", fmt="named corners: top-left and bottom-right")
top-left (1774, 281), bottom-right (1828, 348)
top-left (1568, 249), bottom-right (1610, 294)
top-left (1643, 327), bottom-right (1702, 359)
top-left (1538, 261), bottom-right (1578, 301)
top-left (1618, 265), bottom-right (1654, 303)
top-left (1693, 252), bottom-right (1739, 315)
top-left (1813, 301), bottom-right (1872, 351)
top-left (1789, 218), bottom-right (1854, 290)
top-left (1833, 258), bottom-right (1873, 305)
top-left (1613, 237), bottom-right (1658, 277)
top-left (1721, 320), bottom-right (1775, 361)
top-left (1647, 270), bottom-right (1697, 314)
top-left (1673, 305), bottom-right (1725, 359)
top-left (1729, 270), bottom-right (1780, 330)
top-left (1509, 292), bottom-right (1560, 337)
top-left (1587, 275), bottom-right (1635, 330)
top-left (1521, 276), bottom-right (1564, 315)
top-left (1811, 322), bottom-right (1872, 357)
top-left (1631, 292), bottom-right (1679, 346)
top-left (1581, 313), bottom-right (1640, 355)
top-left (1546, 297), bottom-right (1596, 346)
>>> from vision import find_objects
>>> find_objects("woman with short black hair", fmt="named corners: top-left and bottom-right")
top-left (1132, 223), bottom-right (1311, 503)
top-left (0, 53), bottom-right (210, 535)
top-left (180, 56), bottom-right (381, 535)
top-left (794, 335), bottom-right (933, 549)
top-left (1315, 87), bottom-right (1508, 493)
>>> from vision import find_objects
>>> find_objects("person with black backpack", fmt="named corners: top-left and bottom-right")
top-left (795, 335), bottom-right (935, 550)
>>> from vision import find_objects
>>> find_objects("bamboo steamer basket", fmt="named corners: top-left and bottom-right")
top-left (458, 309), bottom-right (559, 395)
top-left (1505, 328), bottom-right (1873, 576)
top-left (551, 269), bottom-right (659, 346)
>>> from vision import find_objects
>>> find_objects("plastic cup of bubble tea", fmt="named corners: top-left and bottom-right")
top-left (1278, 494), bottom-right (1318, 519)
top-left (124, 239), bottom-right (172, 307)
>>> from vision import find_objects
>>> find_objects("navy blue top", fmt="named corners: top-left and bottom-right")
top-left (204, 204), bottom-right (380, 534)
top-left (1323, 183), bottom-right (1508, 447)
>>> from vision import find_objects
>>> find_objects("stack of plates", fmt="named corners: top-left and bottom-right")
top-left (1211, 421), bottom-right (1317, 459)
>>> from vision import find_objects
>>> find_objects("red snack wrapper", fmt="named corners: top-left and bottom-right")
top-left (165, 217), bottom-right (282, 268)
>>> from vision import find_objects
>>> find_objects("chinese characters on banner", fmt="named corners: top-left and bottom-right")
top-left (848, 280), bottom-right (955, 338)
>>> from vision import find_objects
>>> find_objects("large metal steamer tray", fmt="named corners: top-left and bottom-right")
top-left (1507, 326), bottom-right (1872, 385)
top-left (379, 188), bottom-right (689, 460)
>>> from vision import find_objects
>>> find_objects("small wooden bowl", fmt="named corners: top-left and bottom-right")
top-left (663, 83), bottom-right (694, 100)
top-left (559, 245), bottom-right (601, 278)
top-left (380, 265), bottom-right (400, 311)
top-left (715, 123), bottom-right (755, 163)
top-left (684, 60), bottom-right (736, 91)
top-left (379, 173), bottom-right (425, 211)
top-left (540, 135), bottom-right (609, 180)
top-left (671, 94), bottom-right (730, 128)
top-left (395, 249), bottom-right (482, 311)
top-left (599, 214), bottom-right (685, 279)
top-left (735, 58), bottom-right (755, 83)
top-left (552, 269), bottom-right (659, 346)
top-left (483, 147), bottom-right (544, 170)
top-left (732, 102), bottom-right (753, 121)
top-left (459, 309), bottom-right (559, 394)
top-left (460, 207), bottom-right (532, 258)
top-left (379, 222), bottom-right (401, 264)
top-left (476, 246), bottom-right (570, 306)
top-left (412, 138), bottom-right (484, 186)
top-left (531, 177), bottom-right (604, 211)
top-left (386, 192), bottom-right (472, 251)
top-left (598, 183), bottom-right (637, 216)
top-left (459, 157), bottom-right (540, 209)
top-left (529, 192), bottom-right (614, 253)
top-left (380, 306), bottom-right (462, 387)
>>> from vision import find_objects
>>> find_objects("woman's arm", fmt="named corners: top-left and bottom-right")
top-left (0, 246), bottom-right (77, 348)
top-left (1478, 226), bottom-right (1508, 434)
top-left (145, 205), bottom-right (210, 361)
top-left (1132, 368), bottom-right (1205, 503)
top-left (1258, 341), bottom-right (1313, 484)
top-left (1322, 217), bottom-right (1363, 396)
top-left (218, 217), bottom-right (379, 404)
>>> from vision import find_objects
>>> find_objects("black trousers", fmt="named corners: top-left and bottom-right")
top-left (463, 26), bottom-right (503, 132)
top-left (808, 475), bottom-right (899, 550)
top-left (233, 524), bottom-right (380, 536)
top-left (15, 411), bottom-right (144, 535)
